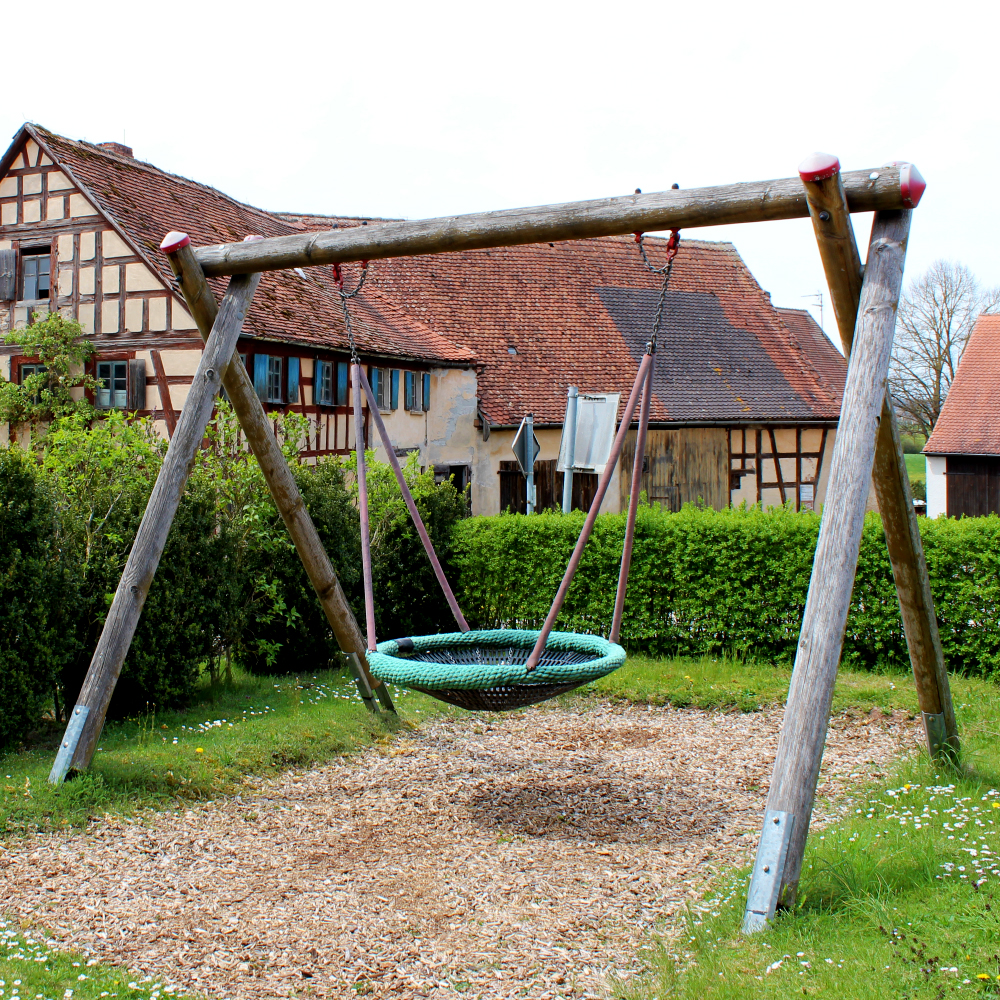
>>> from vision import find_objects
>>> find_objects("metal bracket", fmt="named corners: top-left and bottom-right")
top-left (923, 712), bottom-right (949, 760)
top-left (742, 809), bottom-right (795, 933)
top-left (48, 705), bottom-right (91, 785)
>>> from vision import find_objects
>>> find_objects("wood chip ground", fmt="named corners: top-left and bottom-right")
top-left (0, 703), bottom-right (920, 999)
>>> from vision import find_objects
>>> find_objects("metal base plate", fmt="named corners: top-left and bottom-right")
top-left (742, 809), bottom-right (795, 933)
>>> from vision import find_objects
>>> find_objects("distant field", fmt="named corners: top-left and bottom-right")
top-left (904, 451), bottom-right (926, 482)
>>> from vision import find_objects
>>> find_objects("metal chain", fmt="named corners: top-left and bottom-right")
top-left (332, 261), bottom-right (370, 363)
top-left (634, 228), bottom-right (680, 355)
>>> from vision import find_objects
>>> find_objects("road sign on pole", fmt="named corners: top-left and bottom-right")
top-left (512, 414), bottom-right (541, 513)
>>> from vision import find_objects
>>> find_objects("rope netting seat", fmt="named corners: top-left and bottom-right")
top-left (368, 629), bottom-right (626, 711)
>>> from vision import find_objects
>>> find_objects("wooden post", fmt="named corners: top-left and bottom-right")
top-left (192, 165), bottom-right (922, 277)
top-left (50, 271), bottom-right (261, 782)
top-left (161, 234), bottom-right (395, 717)
top-left (758, 209), bottom-right (912, 908)
top-left (798, 154), bottom-right (958, 759)
top-left (149, 349), bottom-right (177, 438)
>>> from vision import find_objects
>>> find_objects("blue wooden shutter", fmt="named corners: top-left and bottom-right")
top-left (404, 371), bottom-right (414, 410)
top-left (253, 354), bottom-right (268, 400)
top-left (287, 357), bottom-right (300, 405)
top-left (336, 361), bottom-right (349, 406)
top-left (370, 367), bottom-right (379, 405)
top-left (390, 369), bottom-right (399, 410)
top-left (422, 373), bottom-right (431, 411)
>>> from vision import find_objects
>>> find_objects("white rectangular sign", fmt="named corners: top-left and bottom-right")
top-left (558, 392), bottom-right (620, 474)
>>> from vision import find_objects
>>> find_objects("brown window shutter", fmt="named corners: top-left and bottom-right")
top-left (0, 249), bottom-right (16, 301)
top-left (127, 359), bottom-right (147, 410)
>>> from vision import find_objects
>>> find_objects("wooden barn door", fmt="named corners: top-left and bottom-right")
top-left (946, 456), bottom-right (1000, 516)
top-left (498, 460), bottom-right (598, 514)
top-left (621, 428), bottom-right (729, 511)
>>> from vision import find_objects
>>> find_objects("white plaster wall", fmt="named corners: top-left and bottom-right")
top-left (368, 366), bottom-right (479, 475)
top-left (926, 455), bottom-right (947, 517)
top-left (468, 423), bottom-right (621, 517)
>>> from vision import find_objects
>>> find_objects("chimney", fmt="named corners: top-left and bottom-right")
top-left (97, 141), bottom-right (134, 159)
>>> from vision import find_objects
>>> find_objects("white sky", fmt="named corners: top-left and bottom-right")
top-left (5, 0), bottom-right (997, 339)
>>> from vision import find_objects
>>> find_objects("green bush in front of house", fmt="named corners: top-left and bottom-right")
top-left (39, 411), bottom-right (228, 719)
top-left (0, 448), bottom-right (78, 750)
top-left (452, 503), bottom-right (1000, 677)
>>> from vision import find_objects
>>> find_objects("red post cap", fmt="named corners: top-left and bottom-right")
top-left (243, 234), bottom-right (264, 242)
top-left (160, 231), bottom-right (191, 253)
top-left (798, 152), bottom-right (841, 183)
top-left (897, 163), bottom-right (926, 208)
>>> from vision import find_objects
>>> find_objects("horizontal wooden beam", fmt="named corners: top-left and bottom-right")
top-left (194, 164), bottom-right (923, 277)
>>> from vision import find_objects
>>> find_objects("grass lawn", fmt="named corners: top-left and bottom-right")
top-left (905, 452), bottom-right (926, 484)
top-left (2, 654), bottom-right (998, 999)
top-left (0, 667), bottom-right (449, 837)
top-left (608, 663), bottom-right (1000, 999)
top-left (0, 917), bottom-right (189, 1000)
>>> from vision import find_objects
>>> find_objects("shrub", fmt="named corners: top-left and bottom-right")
top-left (40, 412), bottom-right (222, 716)
top-left (0, 312), bottom-right (97, 428)
top-left (0, 449), bottom-right (77, 748)
top-left (233, 457), bottom-right (362, 674)
top-left (370, 468), bottom-right (469, 639)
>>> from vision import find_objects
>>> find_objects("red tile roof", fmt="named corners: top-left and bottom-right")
top-left (8, 125), bottom-right (852, 426)
top-left (362, 237), bottom-right (846, 427)
top-left (775, 307), bottom-right (847, 405)
top-left (924, 314), bottom-right (1000, 456)
top-left (21, 126), bottom-right (472, 366)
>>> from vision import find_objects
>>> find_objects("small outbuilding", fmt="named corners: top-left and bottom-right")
top-left (924, 314), bottom-right (1000, 517)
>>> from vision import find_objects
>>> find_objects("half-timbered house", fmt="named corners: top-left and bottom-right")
top-left (2, 123), bottom-right (849, 517)
top-left (924, 314), bottom-right (1000, 517)
top-left (0, 124), bottom-right (476, 469)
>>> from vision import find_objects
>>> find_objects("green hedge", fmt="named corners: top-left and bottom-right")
top-left (0, 449), bottom-right (77, 748)
top-left (453, 505), bottom-right (1000, 677)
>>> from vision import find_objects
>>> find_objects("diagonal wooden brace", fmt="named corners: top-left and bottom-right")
top-left (50, 270), bottom-right (262, 782)
top-left (798, 155), bottom-right (958, 761)
top-left (754, 209), bottom-right (912, 912)
top-left (161, 234), bottom-right (395, 717)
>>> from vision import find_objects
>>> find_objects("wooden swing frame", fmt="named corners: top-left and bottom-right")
top-left (49, 155), bottom-right (955, 934)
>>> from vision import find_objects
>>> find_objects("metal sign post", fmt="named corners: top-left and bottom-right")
top-left (511, 414), bottom-right (541, 514)
top-left (561, 386), bottom-right (578, 512)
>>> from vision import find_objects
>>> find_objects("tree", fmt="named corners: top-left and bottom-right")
top-left (0, 311), bottom-right (97, 428)
top-left (889, 261), bottom-right (1000, 438)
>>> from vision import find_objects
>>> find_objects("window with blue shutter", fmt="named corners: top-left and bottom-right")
top-left (97, 361), bottom-right (128, 409)
top-left (253, 354), bottom-right (268, 400)
top-left (422, 373), bottom-right (431, 412)
top-left (390, 369), bottom-right (399, 410)
top-left (287, 357), bottom-right (300, 405)
top-left (265, 356), bottom-right (284, 403)
top-left (316, 360), bottom-right (333, 405)
top-left (404, 371), bottom-right (415, 411)
top-left (370, 368), bottom-right (380, 407)
top-left (336, 361), bottom-right (349, 406)
top-left (20, 247), bottom-right (51, 301)
top-left (376, 369), bottom-right (391, 409)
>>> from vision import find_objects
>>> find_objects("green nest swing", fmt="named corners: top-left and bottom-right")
top-left (368, 629), bottom-right (625, 711)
